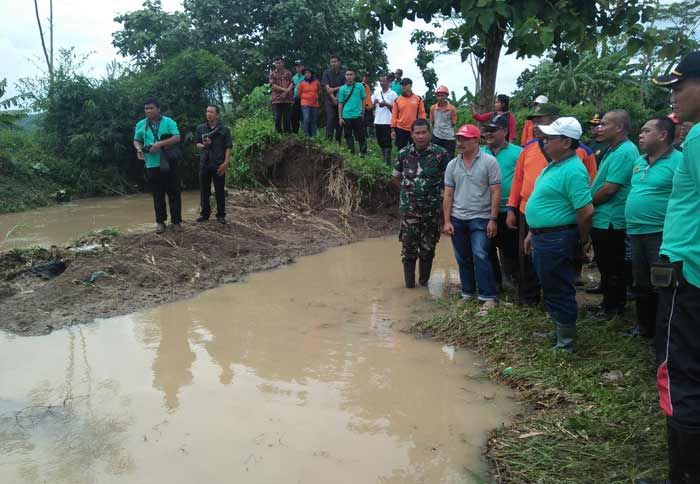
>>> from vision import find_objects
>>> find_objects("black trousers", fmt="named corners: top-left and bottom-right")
top-left (631, 232), bottom-right (662, 336)
top-left (146, 165), bottom-right (182, 224)
top-left (364, 109), bottom-right (374, 137)
top-left (517, 211), bottom-right (540, 304)
top-left (325, 101), bottom-right (342, 143)
top-left (199, 165), bottom-right (226, 219)
top-left (489, 212), bottom-right (519, 289)
top-left (591, 226), bottom-right (627, 312)
top-left (272, 103), bottom-right (292, 133)
top-left (291, 98), bottom-right (301, 133)
top-left (431, 136), bottom-right (456, 159)
top-left (375, 124), bottom-right (392, 149)
top-left (395, 128), bottom-right (413, 150)
top-left (343, 118), bottom-right (367, 154)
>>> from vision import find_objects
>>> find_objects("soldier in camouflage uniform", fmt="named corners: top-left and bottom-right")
top-left (393, 118), bottom-right (449, 288)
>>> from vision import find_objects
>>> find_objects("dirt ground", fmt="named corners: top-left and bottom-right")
top-left (0, 139), bottom-right (401, 336)
top-left (0, 188), bottom-right (398, 336)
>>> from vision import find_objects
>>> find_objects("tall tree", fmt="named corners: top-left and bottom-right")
top-left (33, 0), bottom-right (54, 85)
top-left (358, 0), bottom-right (653, 108)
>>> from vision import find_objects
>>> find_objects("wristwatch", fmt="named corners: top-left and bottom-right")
top-left (489, 216), bottom-right (498, 221)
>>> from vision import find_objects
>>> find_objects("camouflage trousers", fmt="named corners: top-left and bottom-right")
top-left (399, 212), bottom-right (442, 263)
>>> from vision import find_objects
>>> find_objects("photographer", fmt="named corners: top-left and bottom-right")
top-left (195, 105), bottom-right (232, 224)
top-left (133, 97), bottom-right (182, 234)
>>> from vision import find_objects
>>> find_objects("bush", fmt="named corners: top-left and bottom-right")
top-left (0, 130), bottom-right (122, 213)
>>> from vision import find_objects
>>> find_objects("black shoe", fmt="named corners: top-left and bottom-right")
top-left (418, 258), bottom-right (433, 287)
top-left (217, 218), bottom-right (227, 225)
top-left (585, 284), bottom-right (602, 294)
top-left (196, 216), bottom-right (209, 223)
top-left (403, 260), bottom-right (416, 288)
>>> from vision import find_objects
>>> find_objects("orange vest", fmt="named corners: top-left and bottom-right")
top-left (507, 139), bottom-right (598, 214)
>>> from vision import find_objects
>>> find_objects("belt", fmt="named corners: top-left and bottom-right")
top-left (530, 224), bottom-right (577, 235)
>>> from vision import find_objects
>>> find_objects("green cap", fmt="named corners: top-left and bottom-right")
top-left (527, 103), bottom-right (560, 119)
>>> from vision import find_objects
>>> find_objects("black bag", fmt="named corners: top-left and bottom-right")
top-left (147, 121), bottom-right (181, 172)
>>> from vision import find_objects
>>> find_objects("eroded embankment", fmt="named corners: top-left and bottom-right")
top-left (0, 140), bottom-right (397, 336)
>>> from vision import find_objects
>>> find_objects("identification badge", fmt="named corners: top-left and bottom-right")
top-left (651, 262), bottom-right (676, 288)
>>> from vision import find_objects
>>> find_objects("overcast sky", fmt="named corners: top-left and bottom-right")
top-left (0, 0), bottom-right (537, 100)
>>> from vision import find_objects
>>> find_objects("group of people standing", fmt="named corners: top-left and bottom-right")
top-left (133, 50), bottom-right (700, 483)
top-left (392, 51), bottom-right (700, 484)
top-left (269, 56), bottom-right (458, 166)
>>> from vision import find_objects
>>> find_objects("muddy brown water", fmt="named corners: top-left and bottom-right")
top-left (0, 192), bottom-right (200, 250)
top-left (0, 235), bottom-right (516, 483)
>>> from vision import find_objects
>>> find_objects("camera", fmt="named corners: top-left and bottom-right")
top-left (202, 126), bottom-right (220, 144)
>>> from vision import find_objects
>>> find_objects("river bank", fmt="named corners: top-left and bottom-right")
top-left (0, 189), bottom-right (397, 336)
top-left (413, 298), bottom-right (667, 483)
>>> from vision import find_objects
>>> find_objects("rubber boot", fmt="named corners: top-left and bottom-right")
top-left (668, 420), bottom-right (700, 484)
top-left (552, 323), bottom-right (576, 352)
top-left (418, 257), bottom-right (433, 287)
top-left (403, 260), bottom-right (416, 288)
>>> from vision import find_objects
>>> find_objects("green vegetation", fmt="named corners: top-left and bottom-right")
top-left (0, 130), bottom-right (128, 213)
top-left (413, 298), bottom-right (665, 484)
top-left (225, 84), bottom-right (391, 192)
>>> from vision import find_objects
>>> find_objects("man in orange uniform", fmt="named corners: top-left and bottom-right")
top-left (391, 78), bottom-right (427, 150)
top-left (506, 103), bottom-right (598, 305)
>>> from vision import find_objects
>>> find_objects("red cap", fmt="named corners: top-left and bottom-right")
top-left (456, 124), bottom-right (480, 139)
top-left (667, 112), bottom-right (680, 124)
top-left (436, 85), bottom-right (449, 95)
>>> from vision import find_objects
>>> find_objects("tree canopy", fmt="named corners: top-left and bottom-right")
top-left (114, 0), bottom-right (389, 100)
top-left (359, 0), bottom-right (654, 107)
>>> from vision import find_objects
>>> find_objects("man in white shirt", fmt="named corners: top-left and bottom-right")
top-left (372, 73), bottom-right (399, 165)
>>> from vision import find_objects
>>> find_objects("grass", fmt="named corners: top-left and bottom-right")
top-left (413, 297), bottom-right (667, 483)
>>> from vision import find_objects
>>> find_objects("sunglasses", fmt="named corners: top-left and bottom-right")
top-left (482, 126), bottom-right (502, 133)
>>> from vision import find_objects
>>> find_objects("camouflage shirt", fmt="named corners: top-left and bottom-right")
top-left (393, 143), bottom-right (449, 215)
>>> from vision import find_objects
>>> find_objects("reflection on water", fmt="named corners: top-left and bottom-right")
top-left (0, 192), bottom-right (200, 250)
top-left (0, 238), bottom-right (516, 483)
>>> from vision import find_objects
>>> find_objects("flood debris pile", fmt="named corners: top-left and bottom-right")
top-left (0, 186), bottom-right (396, 336)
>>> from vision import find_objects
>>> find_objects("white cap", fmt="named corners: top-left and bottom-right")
top-left (534, 95), bottom-right (549, 104)
top-left (539, 116), bottom-right (582, 140)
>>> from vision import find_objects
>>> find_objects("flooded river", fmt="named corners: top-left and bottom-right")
top-left (0, 192), bottom-right (200, 250)
top-left (0, 198), bottom-right (516, 483)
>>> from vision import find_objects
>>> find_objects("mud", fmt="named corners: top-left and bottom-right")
top-left (0, 189), bottom-right (397, 336)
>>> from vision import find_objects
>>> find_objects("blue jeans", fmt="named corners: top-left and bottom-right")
top-left (531, 228), bottom-right (578, 327)
top-left (301, 106), bottom-right (318, 137)
top-left (450, 217), bottom-right (497, 301)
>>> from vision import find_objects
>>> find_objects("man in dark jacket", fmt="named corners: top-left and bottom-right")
top-left (195, 105), bottom-right (232, 224)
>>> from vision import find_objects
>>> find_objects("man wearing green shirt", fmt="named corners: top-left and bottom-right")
top-left (133, 97), bottom-right (182, 234)
top-left (291, 60), bottom-right (305, 133)
top-left (481, 114), bottom-right (522, 291)
top-left (524, 117), bottom-right (594, 352)
top-left (590, 109), bottom-right (638, 319)
top-left (391, 68), bottom-right (403, 95)
top-left (338, 69), bottom-right (367, 155)
top-left (637, 50), bottom-right (700, 484)
top-left (625, 116), bottom-right (681, 339)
